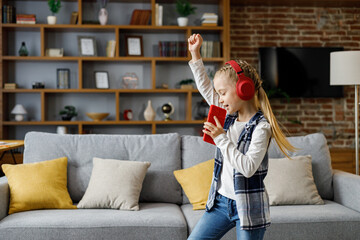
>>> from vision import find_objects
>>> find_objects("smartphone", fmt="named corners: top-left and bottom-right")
top-left (203, 105), bottom-right (227, 145)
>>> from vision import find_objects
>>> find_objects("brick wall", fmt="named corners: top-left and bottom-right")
top-left (230, 6), bottom-right (360, 148)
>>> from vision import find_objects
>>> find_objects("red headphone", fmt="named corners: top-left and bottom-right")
top-left (225, 60), bottom-right (255, 101)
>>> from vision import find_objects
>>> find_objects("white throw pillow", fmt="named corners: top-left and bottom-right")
top-left (264, 155), bottom-right (324, 206)
top-left (77, 157), bottom-right (151, 211)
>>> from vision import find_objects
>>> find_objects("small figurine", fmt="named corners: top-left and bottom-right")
top-left (162, 102), bottom-right (174, 121)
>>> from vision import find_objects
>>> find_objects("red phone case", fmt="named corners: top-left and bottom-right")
top-left (203, 105), bottom-right (227, 145)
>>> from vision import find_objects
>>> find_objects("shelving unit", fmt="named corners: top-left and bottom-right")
top-left (0, 0), bottom-right (230, 139)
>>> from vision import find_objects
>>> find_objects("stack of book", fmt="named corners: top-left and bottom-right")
top-left (201, 13), bottom-right (218, 26)
top-left (4, 83), bottom-right (17, 89)
top-left (2, 5), bottom-right (16, 23)
top-left (159, 41), bottom-right (187, 57)
top-left (16, 14), bottom-right (36, 24)
top-left (201, 41), bottom-right (221, 58)
top-left (155, 4), bottom-right (163, 26)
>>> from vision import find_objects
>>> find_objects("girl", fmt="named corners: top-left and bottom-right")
top-left (187, 33), bottom-right (296, 240)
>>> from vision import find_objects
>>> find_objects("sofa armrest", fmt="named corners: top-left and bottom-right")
top-left (0, 176), bottom-right (9, 221)
top-left (333, 170), bottom-right (360, 212)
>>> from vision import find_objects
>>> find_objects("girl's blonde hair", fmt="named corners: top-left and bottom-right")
top-left (214, 59), bottom-right (297, 158)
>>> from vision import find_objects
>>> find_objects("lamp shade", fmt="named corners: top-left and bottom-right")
top-left (330, 51), bottom-right (360, 86)
top-left (11, 104), bottom-right (27, 114)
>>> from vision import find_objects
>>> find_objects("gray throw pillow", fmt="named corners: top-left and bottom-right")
top-left (77, 157), bottom-right (151, 211)
top-left (264, 155), bottom-right (324, 206)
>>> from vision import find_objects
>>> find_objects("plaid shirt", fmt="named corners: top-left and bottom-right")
top-left (206, 110), bottom-right (271, 230)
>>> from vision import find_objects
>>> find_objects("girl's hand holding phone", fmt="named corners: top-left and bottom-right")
top-left (203, 116), bottom-right (225, 140)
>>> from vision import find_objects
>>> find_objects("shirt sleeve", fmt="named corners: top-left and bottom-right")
top-left (189, 59), bottom-right (221, 108)
top-left (213, 121), bottom-right (272, 178)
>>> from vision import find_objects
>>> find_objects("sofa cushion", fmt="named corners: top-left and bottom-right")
top-left (181, 200), bottom-right (360, 240)
top-left (268, 133), bottom-right (333, 200)
top-left (2, 157), bottom-right (76, 214)
top-left (23, 132), bottom-right (182, 204)
top-left (0, 203), bottom-right (187, 240)
top-left (77, 157), bottom-right (151, 211)
top-left (264, 155), bottom-right (324, 205)
top-left (181, 135), bottom-right (217, 204)
top-left (174, 159), bottom-right (214, 210)
top-left (266, 200), bottom-right (360, 239)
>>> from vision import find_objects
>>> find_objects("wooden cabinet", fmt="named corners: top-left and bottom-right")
top-left (0, 0), bottom-right (230, 139)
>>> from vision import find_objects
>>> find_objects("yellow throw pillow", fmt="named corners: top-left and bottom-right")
top-left (2, 157), bottom-right (76, 214)
top-left (174, 159), bottom-right (214, 210)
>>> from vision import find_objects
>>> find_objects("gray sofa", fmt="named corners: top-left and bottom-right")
top-left (0, 132), bottom-right (359, 240)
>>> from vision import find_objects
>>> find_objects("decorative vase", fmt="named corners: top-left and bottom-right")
top-left (18, 42), bottom-right (28, 56)
top-left (98, 8), bottom-right (108, 25)
top-left (144, 100), bottom-right (155, 121)
top-left (47, 16), bottom-right (57, 25)
top-left (177, 17), bottom-right (188, 26)
top-left (121, 72), bottom-right (139, 89)
top-left (56, 126), bottom-right (68, 134)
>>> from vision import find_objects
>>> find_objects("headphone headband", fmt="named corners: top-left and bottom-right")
top-left (225, 60), bottom-right (244, 76)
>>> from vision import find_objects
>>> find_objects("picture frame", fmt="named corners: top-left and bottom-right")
top-left (94, 71), bottom-right (109, 89)
top-left (78, 36), bottom-right (97, 56)
top-left (125, 35), bottom-right (143, 56)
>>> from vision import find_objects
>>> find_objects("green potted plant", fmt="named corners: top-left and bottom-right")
top-left (178, 78), bottom-right (195, 89)
top-left (47, 0), bottom-right (61, 24)
top-left (175, 0), bottom-right (196, 26)
top-left (59, 105), bottom-right (77, 121)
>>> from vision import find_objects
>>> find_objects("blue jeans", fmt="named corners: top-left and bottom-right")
top-left (188, 193), bottom-right (266, 240)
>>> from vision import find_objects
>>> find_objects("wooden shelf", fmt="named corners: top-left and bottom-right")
top-left (2, 24), bottom-right (225, 31)
top-left (1, 56), bottom-right (224, 62)
top-left (2, 89), bottom-right (200, 93)
top-left (0, 0), bottom-right (230, 138)
top-left (3, 120), bottom-right (205, 125)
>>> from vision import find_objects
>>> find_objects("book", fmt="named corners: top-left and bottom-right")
top-left (158, 41), bottom-right (187, 57)
top-left (16, 14), bottom-right (36, 24)
top-left (155, 4), bottom-right (163, 26)
top-left (106, 40), bottom-right (116, 57)
top-left (70, 12), bottom-right (78, 24)
top-left (130, 9), bottom-right (151, 25)
top-left (155, 4), bottom-right (159, 26)
top-left (201, 12), bottom-right (218, 26)
top-left (3, 5), bottom-right (16, 23)
top-left (158, 5), bottom-right (163, 26)
top-left (201, 41), bottom-right (221, 58)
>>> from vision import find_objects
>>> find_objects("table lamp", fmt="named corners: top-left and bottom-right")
top-left (11, 104), bottom-right (27, 121)
top-left (330, 51), bottom-right (360, 175)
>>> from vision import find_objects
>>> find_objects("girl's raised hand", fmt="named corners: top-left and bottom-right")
top-left (188, 33), bottom-right (203, 53)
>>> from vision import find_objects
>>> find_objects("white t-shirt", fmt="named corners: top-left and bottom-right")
top-left (217, 120), bottom-right (271, 200)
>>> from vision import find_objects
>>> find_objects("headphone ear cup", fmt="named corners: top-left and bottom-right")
top-left (236, 76), bottom-right (255, 101)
